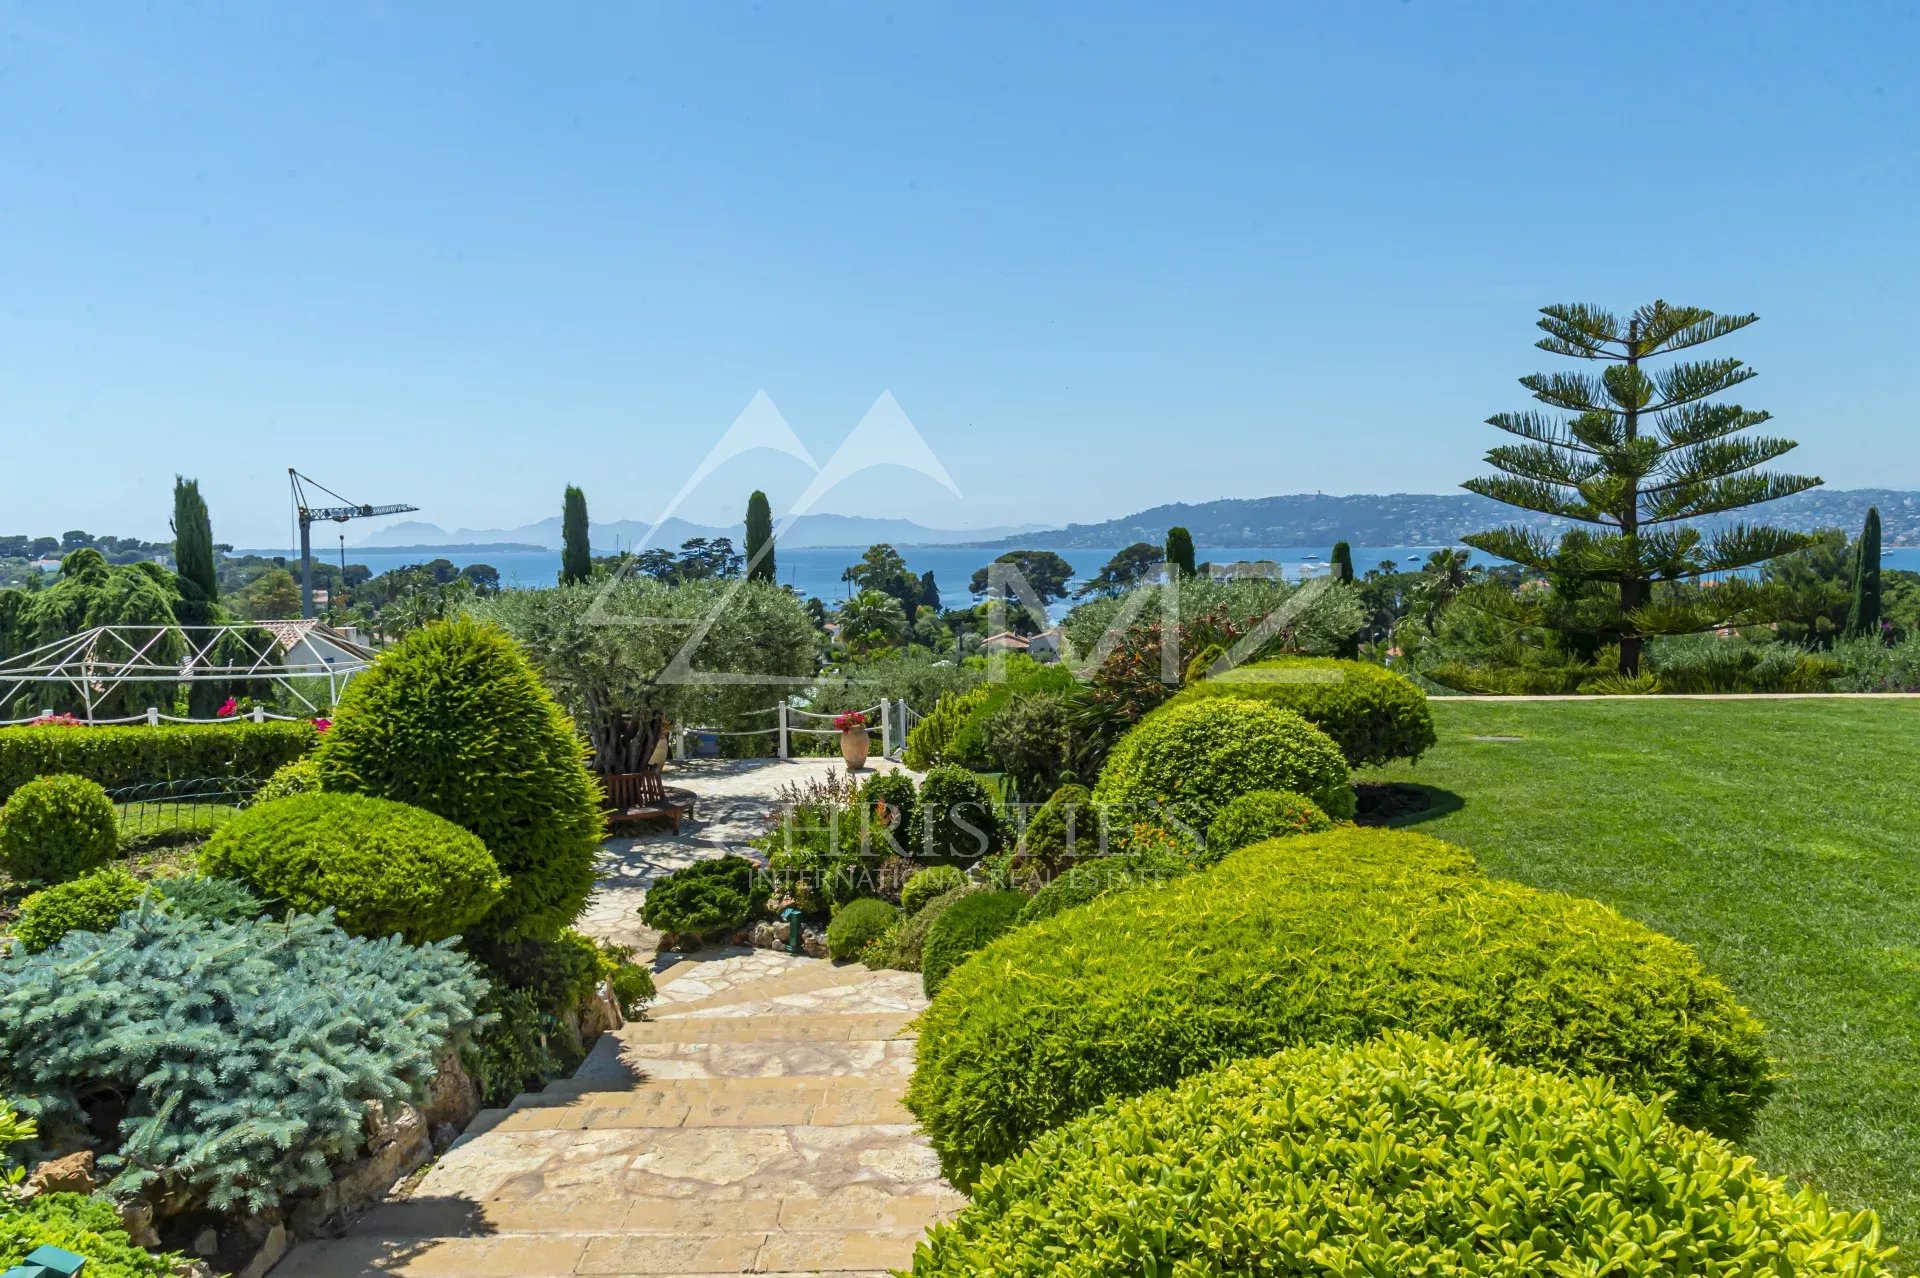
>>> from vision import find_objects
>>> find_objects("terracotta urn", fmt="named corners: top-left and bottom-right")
top-left (839, 726), bottom-right (869, 770)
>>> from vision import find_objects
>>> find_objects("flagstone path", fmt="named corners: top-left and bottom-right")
top-left (278, 759), bottom-right (957, 1277)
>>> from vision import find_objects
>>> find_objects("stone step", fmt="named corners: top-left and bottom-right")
top-left (649, 961), bottom-right (884, 1017)
top-left (620, 1012), bottom-right (916, 1045)
top-left (541, 1019), bottom-right (917, 1090)
top-left (352, 1188), bottom-right (962, 1238)
top-left (276, 1228), bottom-right (920, 1276)
top-left (493, 1076), bottom-right (911, 1130)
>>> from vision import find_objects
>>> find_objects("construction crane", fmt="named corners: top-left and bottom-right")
top-left (289, 469), bottom-right (419, 619)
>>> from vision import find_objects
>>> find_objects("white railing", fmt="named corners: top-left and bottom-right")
top-left (675, 698), bottom-right (918, 761)
top-left (0, 705), bottom-right (310, 728)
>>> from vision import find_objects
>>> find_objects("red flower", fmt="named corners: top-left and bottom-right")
top-left (312, 718), bottom-right (332, 732)
top-left (216, 697), bottom-right (238, 718)
top-left (833, 711), bottom-right (868, 731)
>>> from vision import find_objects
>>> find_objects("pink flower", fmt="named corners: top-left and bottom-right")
top-left (216, 697), bottom-right (238, 718)
top-left (833, 711), bottom-right (867, 731)
top-left (312, 718), bottom-right (332, 733)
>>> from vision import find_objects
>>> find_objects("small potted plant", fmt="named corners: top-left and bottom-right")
top-left (834, 710), bottom-right (869, 770)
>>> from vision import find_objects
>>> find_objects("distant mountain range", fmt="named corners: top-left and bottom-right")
top-left (975, 489), bottom-right (1920, 550)
top-left (353, 513), bottom-right (1048, 551)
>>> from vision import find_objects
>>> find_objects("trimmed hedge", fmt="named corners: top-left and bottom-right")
top-left (1170, 655), bottom-right (1437, 768)
top-left (1017, 856), bottom-right (1166, 925)
top-left (0, 721), bottom-right (317, 803)
top-left (314, 618), bottom-right (604, 940)
top-left (1092, 697), bottom-right (1354, 826)
top-left (11, 865), bottom-right (143, 952)
top-left (1202, 789), bottom-right (1332, 864)
top-left (827, 897), bottom-right (900, 961)
top-left (921, 889), bottom-right (1025, 997)
top-left (200, 792), bottom-right (507, 944)
top-left (640, 855), bottom-right (769, 943)
top-left (908, 1034), bottom-right (1892, 1278)
top-left (900, 865), bottom-right (966, 917)
top-left (0, 773), bottom-right (118, 884)
top-left (906, 827), bottom-right (1771, 1187)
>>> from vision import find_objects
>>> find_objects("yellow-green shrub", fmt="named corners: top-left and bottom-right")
top-left (1202, 788), bottom-right (1331, 863)
top-left (1170, 655), bottom-right (1436, 767)
top-left (0, 773), bottom-right (117, 884)
top-left (1092, 697), bottom-right (1353, 826)
top-left (11, 865), bottom-right (144, 952)
top-left (909, 1034), bottom-right (1888, 1277)
top-left (906, 827), bottom-right (1770, 1187)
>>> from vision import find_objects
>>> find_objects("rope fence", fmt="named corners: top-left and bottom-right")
top-left (0, 706), bottom-right (310, 728)
top-left (675, 699), bottom-right (915, 761)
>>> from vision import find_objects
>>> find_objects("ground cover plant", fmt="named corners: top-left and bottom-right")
top-left (1371, 696), bottom-right (1920, 1260)
top-left (908, 1033), bottom-right (1896, 1277)
top-left (907, 826), bottom-right (1769, 1188)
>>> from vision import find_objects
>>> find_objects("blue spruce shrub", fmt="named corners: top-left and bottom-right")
top-left (0, 900), bottom-right (486, 1212)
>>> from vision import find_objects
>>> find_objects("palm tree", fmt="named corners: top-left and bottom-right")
top-left (836, 590), bottom-right (908, 654)
top-left (1416, 548), bottom-right (1479, 627)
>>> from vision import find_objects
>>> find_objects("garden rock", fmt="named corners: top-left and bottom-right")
top-left (288, 1105), bottom-right (431, 1237)
top-left (419, 1051), bottom-right (479, 1132)
top-left (22, 1148), bottom-right (95, 1197)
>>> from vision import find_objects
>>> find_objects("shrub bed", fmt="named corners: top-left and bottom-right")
top-left (907, 1033), bottom-right (1892, 1277)
top-left (827, 897), bottom-right (900, 961)
top-left (313, 618), bottom-right (604, 940)
top-left (1202, 789), bottom-right (1331, 864)
top-left (906, 827), bottom-right (1771, 1187)
top-left (0, 773), bottom-right (118, 884)
top-left (920, 889), bottom-right (1025, 997)
top-left (254, 755), bottom-right (321, 803)
top-left (1169, 655), bottom-right (1436, 767)
top-left (200, 792), bottom-right (507, 944)
top-left (1092, 697), bottom-right (1354, 825)
top-left (0, 721), bottom-right (317, 804)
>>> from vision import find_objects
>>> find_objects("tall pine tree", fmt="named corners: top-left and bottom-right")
top-left (1463, 301), bottom-right (1820, 675)
top-left (1165, 526), bottom-right (1196, 579)
top-left (1847, 506), bottom-right (1882, 640)
top-left (745, 490), bottom-right (776, 584)
top-left (171, 475), bottom-right (218, 626)
top-left (560, 486), bottom-right (592, 585)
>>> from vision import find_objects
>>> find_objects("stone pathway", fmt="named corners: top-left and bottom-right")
top-left (575, 758), bottom-right (911, 957)
top-left (277, 758), bottom-right (956, 1277)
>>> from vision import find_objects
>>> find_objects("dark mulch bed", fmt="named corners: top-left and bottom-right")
top-left (1353, 782), bottom-right (1434, 826)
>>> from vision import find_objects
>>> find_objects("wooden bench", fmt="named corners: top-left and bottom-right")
top-left (603, 769), bottom-right (697, 834)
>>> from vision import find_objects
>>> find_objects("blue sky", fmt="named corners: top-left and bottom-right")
top-left (2, 2), bottom-right (1915, 547)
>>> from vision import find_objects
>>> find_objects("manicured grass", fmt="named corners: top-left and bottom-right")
top-left (1375, 698), bottom-right (1920, 1262)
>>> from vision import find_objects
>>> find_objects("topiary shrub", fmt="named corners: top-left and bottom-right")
top-left (908, 1033), bottom-right (1892, 1277)
top-left (1202, 789), bottom-right (1332, 864)
top-left (1170, 656), bottom-right (1437, 768)
top-left (858, 770), bottom-right (917, 840)
top-left (1092, 697), bottom-right (1354, 826)
top-left (1014, 783), bottom-right (1099, 880)
top-left (907, 826), bottom-right (1771, 1188)
top-left (1, 1192), bottom-right (187, 1277)
top-left (900, 865), bottom-right (966, 917)
top-left (0, 773), bottom-right (118, 885)
top-left (254, 755), bottom-right (321, 803)
top-left (200, 792), bottom-right (508, 945)
top-left (0, 902), bottom-right (486, 1212)
top-left (907, 766), bottom-right (1000, 865)
top-left (890, 883), bottom-right (975, 972)
top-left (827, 897), bottom-right (900, 961)
top-left (1016, 856), bottom-right (1168, 926)
top-left (921, 889), bottom-right (1026, 997)
top-left (640, 855), bottom-right (769, 945)
top-left (11, 865), bottom-right (143, 953)
top-left (313, 617), bottom-right (604, 940)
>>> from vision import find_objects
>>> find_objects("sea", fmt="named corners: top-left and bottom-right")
top-left (243, 543), bottom-right (1920, 615)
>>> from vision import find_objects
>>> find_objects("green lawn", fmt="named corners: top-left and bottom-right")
top-left (1375, 698), bottom-right (1920, 1260)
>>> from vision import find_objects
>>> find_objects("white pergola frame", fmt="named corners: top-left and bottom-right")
top-left (0, 622), bottom-right (376, 725)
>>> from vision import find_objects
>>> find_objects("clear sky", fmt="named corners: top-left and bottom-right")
top-left (2, 2), bottom-right (1915, 547)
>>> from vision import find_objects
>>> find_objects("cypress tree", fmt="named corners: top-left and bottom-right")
top-left (1165, 527), bottom-right (1196, 579)
top-left (745, 490), bottom-right (776, 583)
top-left (1330, 541), bottom-right (1354, 584)
top-left (1847, 506), bottom-right (1882, 640)
top-left (919, 570), bottom-right (941, 615)
top-left (1464, 301), bottom-right (1820, 676)
top-left (560, 486), bottom-right (592, 585)
top-left (171, 475), bottom-right (218, 626)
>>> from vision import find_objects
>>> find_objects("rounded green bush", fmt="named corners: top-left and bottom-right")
top-left (1170, 655), bottom-right (1437, 768)
top-left (12, 865), bottom-right (144, 953)
top-left (908, 1033), bottom-right (1890, 1278)
top-left (200, 792), bottom-right (508, 943)
top-left (907, 765), bottom-right (1001, 865)
top-left (640, 855), bottom-right (769, 943)
top-left (313, 618), bottom-right (605, 940)
top-left (1015, 783), bottom-right (1098, 878)
top-left (255, 756), bottom-right (322, 803)
top-left (907, 826), bottom-right (1771, 1188)
top-left (0, 773), bottom-right (118, 884)
top-left (827, 897), bottom-right (901, 961)
top-left (891, 883), bottom-right (974, 972)
top-left (1016, 856), bottom-right (1173, 925)
top-left (921, 889), bottom-right (1026, 997)
top-left (1202, 789), bottom-right (1332, 864)
top-left (900, 865), bottom-right (966, 917)
top-left (858, 770), bottom-right (918, 841)
top-left (1092, 698), bottom-right (1354, 827)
